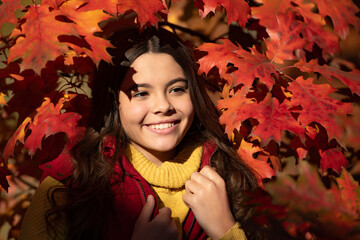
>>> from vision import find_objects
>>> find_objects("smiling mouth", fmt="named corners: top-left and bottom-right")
top-left (148, 122), bottom-right (175, 130)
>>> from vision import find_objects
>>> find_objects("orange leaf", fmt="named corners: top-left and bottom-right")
top-left (195, 0), bottom-right (250, 26)
top-left (237, 139), bottom-right (275, 182)
top-left (3, 117), bottom-right (32, 160)
top-left (313, 0), bottom-right (360, 39)
top-left (0, 0), bottom-right (24, 27)
top-left (288, 76), bottom-right (353, 143)
top-left (0, 92), bottom-right (7, 105)
top-left (60, 0), bottom-right (113, 65)
top-left (117, 0), bottom-right (166, 28)
top-left (295, 59), bottom-right (360, 95)
top-left (7, 3), bottom-right (77, 75)
top-left (265, 11), bottom-right (306, 64)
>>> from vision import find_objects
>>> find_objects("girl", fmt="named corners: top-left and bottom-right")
top-left (20, 27), bottom-right (260, 240)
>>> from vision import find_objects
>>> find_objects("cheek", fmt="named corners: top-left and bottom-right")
top-left (119, 102), bottom-right (147, 126)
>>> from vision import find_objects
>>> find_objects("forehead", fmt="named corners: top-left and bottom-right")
top-left (121, 53), bottom-right (186, 88)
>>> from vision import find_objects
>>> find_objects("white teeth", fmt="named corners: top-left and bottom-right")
top-left (149, 123), bottom-right (175, 130)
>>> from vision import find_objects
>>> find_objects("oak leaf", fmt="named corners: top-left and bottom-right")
top-left (237, 139), bottom-right (275, 182)
top-left (319, 148), bottom-right (347, 174)
top-left (311, 0), bottom-right (360, 39)
top-left (117, 0), bottom-right (166, 28)
top-left (0, 0), bottom-right (24, 28)
top-left (195, 0), bottom-right (250, 26)
top-left (7, 3), bottom-right (77, 75)
top-left (288, 76), bottom-right (353, 143)
top-left (264, 10), bottom-right (306, 64)
top-left (336, 169), bottom-right (360, 215)
top-left (198, 39), bottom-right (278, 89)
top-left (59, 0), bottom-right (113, 65)
top-left (295, 59), bottom-right (360, 96)
top-left (24, 98), bottom-right (84, 156)
top-left (266, 161), bottom-right (358, 238)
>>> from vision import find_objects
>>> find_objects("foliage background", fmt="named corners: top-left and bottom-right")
top-left (0, 0), bottom-right (360, 239)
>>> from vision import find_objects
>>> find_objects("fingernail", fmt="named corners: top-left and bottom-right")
top-left (147, 195), bottom-right (152, 201)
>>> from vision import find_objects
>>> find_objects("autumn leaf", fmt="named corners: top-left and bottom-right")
top-left (217, 86), bottom-right (254, 138)
top-left (0, 0), bottom-right (24, 28)
top-left (117, 0), bottom-right (166, 28)
top-left (198, 39), bottom-right (278, 88)
top-left (311, 0), bottom-right (360, 39)
top-left (264, 10), bottom-right (306, 64)
top-left (197, 39), bottom-right (240, 83)
top-left (251, 0), bottom-right (293, 29)
top-left (336, 169), bottom-right (360, 215)
top-left (24, 98), bottom-right (85, 156)
top-left (7, 3), bottom-right (77, 75)
top-left (78, 0), bottom-right (119, 15)
top-left (288, 76), bottom-right (353, 143)
top-left (2, 117), bottom-right (32, 160)
top-left (0, 92), bottom-right (7, 105)
top-left (295, 59), bottom-right (360, 95)
top-left (39, 152), bottom-right (74, 181)
top-left (319, 148), bottom-right (347, 173)
top-left (195, 0), bottom-right (250, 26)
top-left (59, 0), bottom-right (113, 65)
top-left (249, 94), bottom-right (304, 145)
top-left (266, 161), bottom-right (359, 238)
top-left (237, 139), bottom-right (275, 182)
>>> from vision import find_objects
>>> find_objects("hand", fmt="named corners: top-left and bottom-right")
top-left (182, 166), bottom-right (236, 240)
top-left (131, 195), bottom-right (179, 240)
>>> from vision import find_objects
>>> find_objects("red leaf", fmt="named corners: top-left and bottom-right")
top-left (266, 161), bottom-right (358, 238)
top-left (195, 0), bottom-right (250, 26)
top-left (288, 76), bottom-right (353, 143)
top-left (336, 169), bottom-right (360, 215)
top-left (24, 98), bottom-right (85, 156)
top-left (264, 11), bottom-right (306, 64)
top-left (59, 0), bottom-right (113, 65)
top-left (219, 92), bottom-right (304, 144)
top-left (39, 152), bottom-right (74, 181)
top-left (251, 0), bottom-right (293, 29)
top-left (217, 86), bottom-right (254, 138)
top-left (0, 0), bottom-right (24, 27)
top-left (319, 148), bottom-right (347, 173)
top-left (117, 0), bottom-right (166, 28)
top-left (312, 0), bottom-right (360, 39)
top-left (295, 59), bottom-right (360, 96)
top-left (3, 117), bottom-right (32, 160)
top-left (249, 95), bottom-right (304, 144)
top-left (198, 39), bottom-right (278, 89)
top-left (7, 3), bottom-right (78, 75)
top-left (237, 140), bottom-right (275, 183)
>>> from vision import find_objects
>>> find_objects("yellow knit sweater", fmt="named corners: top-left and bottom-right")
top-left (126, 143), bottom-right (247, 240)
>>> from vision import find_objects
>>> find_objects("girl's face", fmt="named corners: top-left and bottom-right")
top-left (118, 53), bottom-right (195, 162)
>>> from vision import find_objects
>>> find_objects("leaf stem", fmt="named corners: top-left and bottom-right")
top-left (159, 22), bottom-right (213, 43)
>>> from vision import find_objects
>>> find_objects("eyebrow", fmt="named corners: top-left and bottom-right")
top-left (126, 78), bottom-right (187, 92)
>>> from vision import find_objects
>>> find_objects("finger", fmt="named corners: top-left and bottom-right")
top-left (185, 179), bottom-right (202, 194)
top-left (137, 195), bottom-right (155, 224)
top-left (182, 192), bottom-right (194, 208)
top-left (158, 207), bottom-right (172, 219)
top-left (199, 166), bottom-right (224, 185)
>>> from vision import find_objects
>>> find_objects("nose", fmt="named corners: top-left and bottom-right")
top-left (153, 94), bottom-right (174, 114)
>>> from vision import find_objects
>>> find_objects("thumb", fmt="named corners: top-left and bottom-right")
top-left (137, 195), bottom-right (155, 224)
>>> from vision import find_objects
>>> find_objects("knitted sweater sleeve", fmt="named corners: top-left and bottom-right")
top-left (19, 176), bottom-right (68, 240)
top-left (207, 222), bottom-right (247, 240)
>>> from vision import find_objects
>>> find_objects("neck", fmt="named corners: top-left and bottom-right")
top-left (130, 142), bottom-right (177, 166)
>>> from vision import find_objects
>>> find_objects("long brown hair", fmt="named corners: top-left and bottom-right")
top-left (47, 27), bottom-right (260, 239)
